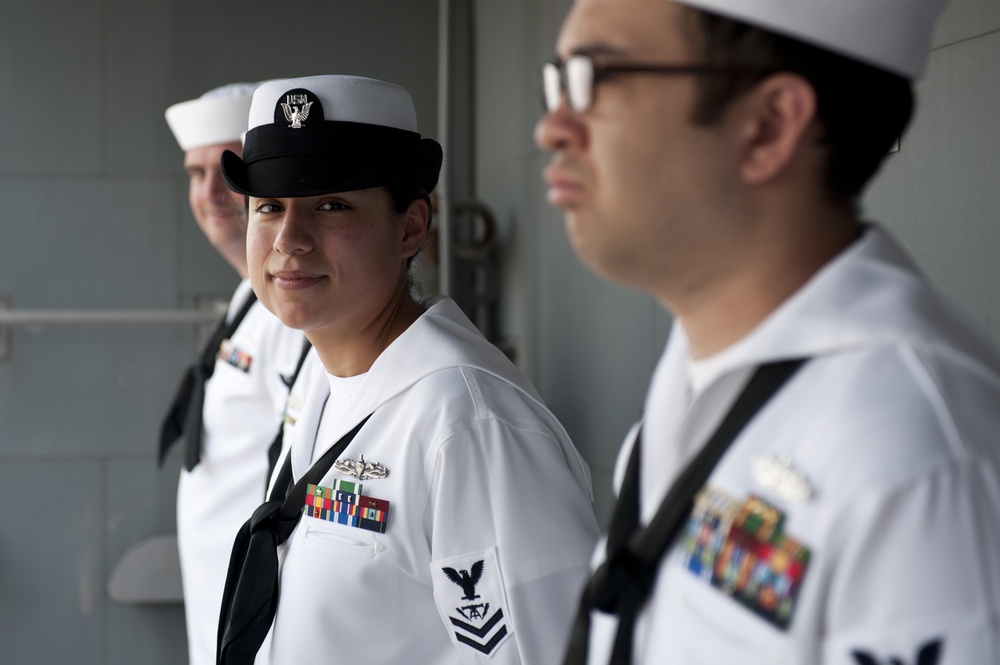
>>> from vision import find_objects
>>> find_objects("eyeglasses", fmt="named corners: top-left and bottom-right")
top-left (540, 54), bottom-right (773, 114)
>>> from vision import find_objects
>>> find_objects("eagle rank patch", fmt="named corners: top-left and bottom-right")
top-left (432, 547), bottom-right (512, 658)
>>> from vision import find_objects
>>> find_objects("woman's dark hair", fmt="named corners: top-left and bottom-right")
top-left (681, 9), bottom-right (914, 205)
top-left (385, 182), bottom-right (434, 271)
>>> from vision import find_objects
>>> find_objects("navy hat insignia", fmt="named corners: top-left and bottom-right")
top-left (274, 88), bottom-right (323, 129)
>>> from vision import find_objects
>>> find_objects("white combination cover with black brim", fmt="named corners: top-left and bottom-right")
top-left (255, 296), bottom-right (601, 665)
top-left (176, 279), bottom-right (306, 665)
top-left (586, 225), bottom-right (1000, 665)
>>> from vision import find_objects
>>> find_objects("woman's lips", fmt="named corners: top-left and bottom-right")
top-left (271, 270), bottom-right (326, 290)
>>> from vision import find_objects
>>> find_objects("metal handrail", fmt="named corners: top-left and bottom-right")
top-left (0, 308), bottom-right (225, 326)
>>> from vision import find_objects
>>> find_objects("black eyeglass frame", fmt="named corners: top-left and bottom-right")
top-left (540, 54), bottom-right (776, 114)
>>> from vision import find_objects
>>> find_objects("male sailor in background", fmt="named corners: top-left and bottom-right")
top-left (162, 82), bottom-right (305, 665)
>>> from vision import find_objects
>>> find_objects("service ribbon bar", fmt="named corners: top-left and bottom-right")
top-left (303, 483), bottom-right (388, 533)
top-left (358, 495), bottom-right (390, 533)
top-left (218, 339), bottom-right (253, 373)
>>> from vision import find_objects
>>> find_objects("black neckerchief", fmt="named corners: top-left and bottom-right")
top-left (158, 289), bottom-right (258, 470)
top-left (264, 339), bottom-right (314, 492)
top-left (216, 414), bottom-right (372, 665)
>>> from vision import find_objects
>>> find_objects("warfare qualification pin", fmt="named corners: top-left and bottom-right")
top-left (751, 452), bottom-right (814, 503)
top-left (334, 453), bottom-right (389, 480)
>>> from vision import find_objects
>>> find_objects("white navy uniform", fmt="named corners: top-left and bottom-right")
top-left (586, 226), bottom-right (1000, 664)
top-left (177, 278), bottom-right (305, 665)
top-left (259, 296), bottom-right (600, 665)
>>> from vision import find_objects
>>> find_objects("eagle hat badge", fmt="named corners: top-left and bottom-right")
top-left (272, 87), bottom-right (324, 129)
top-left (432, 547), bottom-right (512, 658)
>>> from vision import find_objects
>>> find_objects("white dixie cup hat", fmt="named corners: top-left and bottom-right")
top-left (675, 0), bottom-right (950, 79)
top-left (165, 82), bottom-right (259, 151)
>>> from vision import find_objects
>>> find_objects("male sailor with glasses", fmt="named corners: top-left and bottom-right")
top-left (536, 0), bottom-right (1000, 663)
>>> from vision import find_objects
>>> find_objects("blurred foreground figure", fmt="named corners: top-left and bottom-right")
top-left (536, 0), bottom-right (1000, 662)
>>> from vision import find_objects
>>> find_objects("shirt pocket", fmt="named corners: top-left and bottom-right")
top-left (653, 565), bottom-right (789, 665)
top-left (300, 519), bottom-right (378, 557)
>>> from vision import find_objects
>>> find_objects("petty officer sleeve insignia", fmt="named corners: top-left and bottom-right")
top-left (432, 547), bottom-right (512, 658)
top-left (852, 639), bottom-right (943, 665)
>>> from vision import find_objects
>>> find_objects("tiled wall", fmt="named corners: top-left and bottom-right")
top-left (867, 4), bottom-right (1000, 339)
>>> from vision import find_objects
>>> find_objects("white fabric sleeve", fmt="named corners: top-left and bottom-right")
top-left (427, 416), bottom-right (600, 665)
top-left (821, 458), bottom-right (1000, 664)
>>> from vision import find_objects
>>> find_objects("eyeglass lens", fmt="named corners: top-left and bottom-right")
top-left (542, 56), bottom-right (595, 113)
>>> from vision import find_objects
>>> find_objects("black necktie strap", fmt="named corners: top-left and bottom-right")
top-left (157, 289), bottom-right (258, 469)
top-left (217, 414), bottom-right (372, 665)
top-left (265, 339), bottom-right (314, 487)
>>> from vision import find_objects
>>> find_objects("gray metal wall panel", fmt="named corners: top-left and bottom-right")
top-left (0, 461), bottom-right (103, 662)
top-left (865, 30), bottom-right (1000, 340)
top-left (105, 459), bottom-right (187, 665)
top-left (0, 0), bottom-right (102, 174)
top-left (0, 327), bottom-right (186, 458)
top-left (104, 0), bottom-right (181, 177)
top-left (0, 179), bottom-right (177, 308)
top-left (933, 0), bottom-right (1000, 48)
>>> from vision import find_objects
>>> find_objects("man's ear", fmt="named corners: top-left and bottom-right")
top-left (736, 73), bottom-right (818, 185)
top-left (401, 197), bottom-right (430, 259)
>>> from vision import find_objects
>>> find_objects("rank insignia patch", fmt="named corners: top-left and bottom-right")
top-left (852, 638), bottom-right (943, 665)
top-left (303, 481), bottom-right (389, 532)
top-left (432, 547), bottom-right (512, 658)
top-left (680, 488), bottom-right (811, 630)
top-left (218, 338), bottom-right (252, 372)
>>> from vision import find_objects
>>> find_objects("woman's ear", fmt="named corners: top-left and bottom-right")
top-left (401, 197), bottom-right (430, 259)
top-left (736, 73), bottom-right (818, 185)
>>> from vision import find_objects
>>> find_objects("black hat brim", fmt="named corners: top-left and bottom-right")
top-left (221, 122), bottom-right (442, 198)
